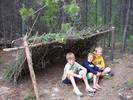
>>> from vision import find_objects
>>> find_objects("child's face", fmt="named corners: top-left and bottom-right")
top-left (68, 58), bottom-right (75, 65)
top-left (88, 55), bottom-right (93, 62)
top-left (96, 49), bottom-right (102, 56)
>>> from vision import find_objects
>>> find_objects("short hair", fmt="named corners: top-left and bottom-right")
top-left (88, 53), bottom-right (94, 57)
top-left (66, 52), bottom-right (75, 60)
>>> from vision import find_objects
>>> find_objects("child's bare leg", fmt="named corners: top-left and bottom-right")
top-left (82, 72), bottom-right (95, 92)
top-left (102, 67), bottom-right (111, 75)
top-left (69, 76), bottom-right (78, 90)
top-left (67, 72), bottom-right (79, 90)
top-left (93, 75), bottom-right (98, 89)
top-left (83, 77), bottom-right (95, 92)
top-left (88, 73), bottom-right (93, 79)
top-left (68, 72), bottom-right (83, 96)
top-left (96, 72), bottom-right (102, 89)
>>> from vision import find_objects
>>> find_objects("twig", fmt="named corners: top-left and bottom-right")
top-left (33, 5), bottom-right (46, 15)
top-left (27, 12), bottom-right (40, 38)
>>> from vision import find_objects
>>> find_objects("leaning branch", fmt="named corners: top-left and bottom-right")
top-left (23, 35), bottom-right (40, 100)
top-left (3, 43), bottom-right (44, 51)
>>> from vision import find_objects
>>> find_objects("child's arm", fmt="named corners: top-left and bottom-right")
top-left (83, 61), bottom-right (98, 74)
top-left (97, 56), bottom-right (105, 70)
top-left (67, 70), bottom-right (82, 78)
top-left (75, 62), bottom-right (87, 79)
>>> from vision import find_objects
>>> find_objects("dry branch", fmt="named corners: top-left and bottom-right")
top-left (3, 27), bottom-right (115, 52)
top-left (23, 35), bottom-right (40, 100)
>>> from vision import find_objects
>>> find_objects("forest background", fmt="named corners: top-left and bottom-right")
top-left (0, 0), bottom-right (133, 51)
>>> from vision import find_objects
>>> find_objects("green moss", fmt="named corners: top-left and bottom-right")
top-left (23, 94), bottom-right (36, 100)
top-left (127, 79), bottom-right (133, 86)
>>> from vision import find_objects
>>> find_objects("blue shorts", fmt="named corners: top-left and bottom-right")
top-left (62, 77), bottom-right (80, 84)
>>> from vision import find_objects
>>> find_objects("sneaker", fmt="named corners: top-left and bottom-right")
top-left (87, 92), bottom-right (95, 97)
top-left (103, 73), bottom-right (112, 79)
top-left (108, 72), bottom-right (114, 77)
top-left (86, 87), bottom-right (96, 93)
top-left (73, 88), bottom-right (83, 97)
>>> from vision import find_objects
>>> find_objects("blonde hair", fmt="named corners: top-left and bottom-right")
top-left (95, 46), bottom-right (103, 52)
top-left (66, 52), bottom-right (75, 60)
top-left (87, 53), bottom-right (94, 57)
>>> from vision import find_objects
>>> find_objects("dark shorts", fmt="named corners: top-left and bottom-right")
top-left (88, 67), bottom-right (101, 74)
top-left (62, 77), bottom-right (80, 84)
top-left (94, 66), bottom-right (100, 72)
top-left (99, 70), bottom-right (103, 72)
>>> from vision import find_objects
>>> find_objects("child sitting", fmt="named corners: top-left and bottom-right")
top-left (83, 53), bottom-right (102, 90)
top-left (93, 46), bottom-right (113, 76)
top-left (62, 52), bottom-right (95, 97)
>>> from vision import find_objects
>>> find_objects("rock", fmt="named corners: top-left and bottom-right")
top-left (0, 87), bottom-right (12, 95)
top-left (52, 87), bottom-right (60, 92)
top-left (119, 92), bottom-right (133, 100)
top-left (127, 64), bottom-right (133, 68)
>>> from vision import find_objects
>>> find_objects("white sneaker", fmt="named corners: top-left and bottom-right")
top-left (73, 88), bottom-right (83, 97)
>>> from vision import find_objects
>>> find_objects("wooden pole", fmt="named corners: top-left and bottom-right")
top-left (23, 35), bottom-right (40, 100)
top-left (110, 27), bottom-right (115, 61)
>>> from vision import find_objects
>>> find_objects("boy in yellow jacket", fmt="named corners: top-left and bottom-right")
top-left (93, 47), bottom-right (112, 76)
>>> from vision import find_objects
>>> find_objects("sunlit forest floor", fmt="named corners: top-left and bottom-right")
top-left (0, 49), bottom-right (133, 100)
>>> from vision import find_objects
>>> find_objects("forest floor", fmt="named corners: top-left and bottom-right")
top-left (0, 50), bottom-right (133, 100)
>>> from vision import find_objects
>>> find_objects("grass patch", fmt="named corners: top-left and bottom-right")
top-left (127, 79), bottom-right (133, 87)
top-left (23, 94), bottom-right (36, 100)
top-left (3, 50), bottom-right (25, 82)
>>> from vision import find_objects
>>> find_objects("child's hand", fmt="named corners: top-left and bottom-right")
top-left (78, 69), bottom-right (86, 79)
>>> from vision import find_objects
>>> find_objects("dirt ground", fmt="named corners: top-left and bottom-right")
top-left (0, 50), bottom-right (133, 100)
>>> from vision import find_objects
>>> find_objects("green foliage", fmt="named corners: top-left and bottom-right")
top-left (20, 0), bottom-right (81, 32)
top-left (29, 25), bottom-right (109, 44)
top-left (128, 35), bottom-right (133, 41)
top-left (90, 0), bottom-right (96, 4)
top-left (19, 8), bottom-right (34, 21)
top-left (4, 60), bottom-right (16, 80)
top-left (127, 79), bottom-right (133, 86)
top-left (64, 3), bottom-right (80, 20)
top-left (23, 94), bottom-right (36, 100)
top-left (29, 33), bottom-right (65, 43)
top-left (40, 0), bottom-right (59, 31)
top-left (103, 75), bottom-right (112, 80)
top-left (41, 0), bottom-right (59, 24)
top-left (3, 50), bottom-right (25, 81)
top-left (61, 23), bottom-right (72, 32)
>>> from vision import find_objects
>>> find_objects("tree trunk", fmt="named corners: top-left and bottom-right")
top-left (121, 0), bottom-right (131, 52)
top-left (95, 0), bottom-right (97, 26)
top-left (80, 0), bottom-right (88, 27)
top-left (108, 0), bottom-right (112, 47)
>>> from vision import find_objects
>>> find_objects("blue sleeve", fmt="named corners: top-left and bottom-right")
top-left (83, 60), bottom-right (97, 74)
top-left (94, 66), bottom-right (100, 72)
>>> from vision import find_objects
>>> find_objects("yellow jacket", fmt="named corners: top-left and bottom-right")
top-left (92, 55), bottom-right (105, 70)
